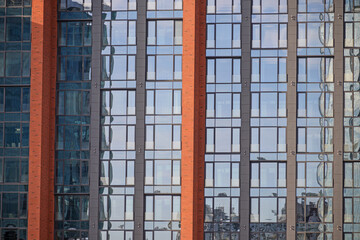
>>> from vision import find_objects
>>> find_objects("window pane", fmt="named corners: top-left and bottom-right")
top-left (156, 56), bottom-right (173, 80)
top-left (155, 125), bottom-right (172, 149)
top-left (216, 0), bottom-right (232, 13)
top-left (261, 24), bottom-right (278, 48)
top-left (157, 21), bottom-right (174, 45)
top-left (216, 24), bottom-right (232, 48)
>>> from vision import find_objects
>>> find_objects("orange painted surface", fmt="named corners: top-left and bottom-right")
top-left (28, 0), bottom-right (57, 239)
top-left (181, 0), bottom-right (206, 239)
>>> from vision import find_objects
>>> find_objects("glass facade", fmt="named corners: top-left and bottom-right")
top-left (296, 1), bottom-right (335, 239)
top-left (99, 1), bottom-right (137, 238)
top-left (204, 1), bottom-right (241, 239)
top-left (0, 0), bottom-right (31, 239)
top-left (144, 1), bottom-right (182, 239)
top-left (0, 0), bottom-right (353, 238)
top-left (344, 0), bottom-right (360, 239)
top-left (250, 1), bottom-right (287, 239)
top-left (55, 1), bottom-right (92, 239)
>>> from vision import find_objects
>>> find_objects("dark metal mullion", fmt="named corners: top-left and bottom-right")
top-left (333, 0), bottom-right (344, 238)
top-left (134, 0), bottom-right (146, 238)
top-left (88, 0), bottom-right (101, 237)
top-left (240, 0), bottom-right (251, 238)
top-left (286, 0), bottom-right (297, 237)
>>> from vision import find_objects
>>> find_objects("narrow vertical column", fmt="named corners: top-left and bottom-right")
top-left (240, 0), bottom-right (251, 239)
top-left (333, 0), bottom-right (344, 238)
top-left (134, 0), bottom-right (146, 239)
top-left (286, 1), bottom-right (297, 239)
top-left (181, 0), bottom-right (206, 239)
top-left (89, 0), bottom-right (102, 238)
top-left (28, 0), bottom-right (57, 239)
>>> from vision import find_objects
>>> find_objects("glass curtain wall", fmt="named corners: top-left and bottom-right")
top-left (144, 0), bottom-right (183, 239)
top-left (99, 0), bottom-right (137, 239)
top-left (55, 1), bottom-right (92, 239)
top-left (204, 0), bottom-right (242, 239)
top-left (296, 0), bottom-right (334, 239)
top-left (0, 0), bottom-right (31, 239)
top-left (250, 0), bottom-right (288, 239)
top-left (344, 0), bottom-right (360, 238)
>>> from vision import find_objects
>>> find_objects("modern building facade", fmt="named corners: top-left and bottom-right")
top-left (0, 0), bottom-right (359, 239)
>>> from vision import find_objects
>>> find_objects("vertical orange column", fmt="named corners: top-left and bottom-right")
top-left (28, 0), bottom-right (57, 239)
top-left (181, 0), bottom-right (206, 239)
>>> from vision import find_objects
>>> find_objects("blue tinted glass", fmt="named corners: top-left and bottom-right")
top-left (6, 17), bottom-right (21, 41)
top-left (66, 56), bottom-right (83, 80)
top-left (261, 58), bottom-right (277, 82)
top-left (64, 125), bottom-right (81, 150)
top-left (6, 52), bottom-right (21, 77)
top-left (216, 24), bottom-right (232, 48)
top-left (307, 58), bottom-right (321, 82)
top-left (6, 0), bottom-right (22, 6)
top-left (261, 24), bottom-right (278, 48)
top-left (22, 52), bottom-right (30, 77)
top-left (64, 196), bottom-right (80, 220)
top-left (262, 0), bottom-right (278, 13)
top-left (157, 21), bottom-right (174, 45)
top-left (0, 53), bottom-right (4, 77)
top-left (111, 55), bottom-right (127, 80)
top-left (67, 22), bottom-right (83, 46)
top-left (111, 21), bottom-right (127, 45)
top-left (156, 55), bottom-right (173, 80)
top-left (22, 88), bottom-right (30, 112)
top-left (216, 0), bottom-right (232, 13)
top-left (0, 18), bottom-right (4, 42)
top-left (2, 193), bottom-right (18, 218)
top-left (307, 128), bottom-right (321, 152)
top-left (216, 93), bottom-right (231, 117)
top-left (260, 128), bottom-right (277, 152)
top-left (307, 93), bottom-right (322, 117)
top-left (307, 23), bottom-right (322, 47)
top-left (64, 161), bottom-right (80, 185)
top-left (5, 123), bottom-right (21, 147)
top-left (4, 158), bottom-right (19, 182)
top-left (21, 124), bottom-right (29, 147)
top-left (157, 0), bottom-right (173, 10)
top-left (261, 93), bottom-right (277, 117)
top-left (216, 59), bottom-right (232, 83)
top-left (307, 0), bottom-right (324, 12)
top-left (154, 161), bottom-right (171, 184)
top-left (5, 88), bottom-right (21, 112)
top-left (155, 90), bottom-right (172, 114)
top-left (23, 17), bottom-right (31, 41)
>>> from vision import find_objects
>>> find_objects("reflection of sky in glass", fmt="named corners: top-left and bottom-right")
top-left (216, 24), bottom-right (232, 48)
top-left (261, 24), bottom-right (278, 48)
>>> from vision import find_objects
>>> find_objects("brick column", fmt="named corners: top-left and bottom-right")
top-left (181, 0), bottom-right (206, 239)
top-left (28, 0), bottom-right (57, 239)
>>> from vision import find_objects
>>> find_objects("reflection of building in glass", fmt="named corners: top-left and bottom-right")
top-left (4, 0), bottom-right (360, 239)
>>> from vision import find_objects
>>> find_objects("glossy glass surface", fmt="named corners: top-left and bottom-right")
top-left (0, 0), bottom-right (31, 238)
top-left (145, 1), bottom-right (182, 239)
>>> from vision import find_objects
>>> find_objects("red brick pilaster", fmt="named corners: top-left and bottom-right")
top-left (181, 0), bottom-right (206, 239)
top-left (28, 0), bottom-right (57, 239)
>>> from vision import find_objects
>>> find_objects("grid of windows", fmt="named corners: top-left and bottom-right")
top-left (296, 1), bottom-right (335, 235)
top-left (48, 0), bottom-right (360, 238)
top-left (99, 1), bottom-right (137, 239)
top-left (250, 54), bottom-right (287, 239)
top-left (0, 0), bottom-right (30, 238)
top-left (296, 58), bottom-right (335, 240)
top-left (249, 1), bottom-right (288, 238)
top-left (101, 8), bottom-right (137, 88)
top-left (344, 1), bottom-right (360, 237)
top-left (56, 4), bottom-right (92, 238)
top-left (204, 1), bottom-right (241, 239)
top-left (144, 1), bottom-right (182, 239)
